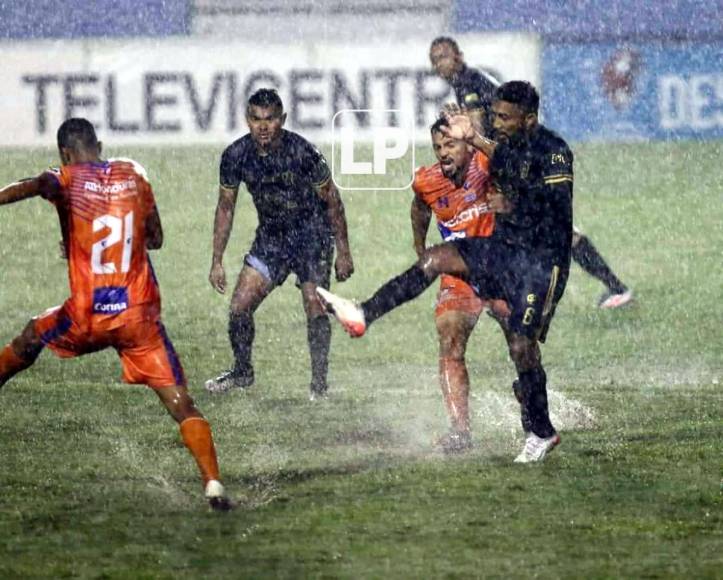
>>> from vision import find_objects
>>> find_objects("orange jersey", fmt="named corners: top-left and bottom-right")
top-left (44, 159), bottom-right (161, 330)
top-left (412, 150), bottom-right (495, 242)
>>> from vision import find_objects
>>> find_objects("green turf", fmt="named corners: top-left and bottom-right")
top-left (0, 141), bottom-right (721, 578)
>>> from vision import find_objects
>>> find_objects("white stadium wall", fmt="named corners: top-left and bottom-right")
top-left (0, 34), bottom-right (540, 146)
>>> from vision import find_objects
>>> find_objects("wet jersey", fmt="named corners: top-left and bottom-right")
top-left (490, 124), bottom-right (573, 267)
top-left (450, 64), bottom-right (498, 114)
top-left (412, 151), bottom-right (495, 242)
top-left (43, 159), bottom-right (161, 330)
top-left (219, 130), bottom-right (332, 239)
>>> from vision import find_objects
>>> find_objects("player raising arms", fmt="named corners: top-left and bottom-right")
top-left (206, 88), bottom-right (354, 399)
top-left (412, 117), bottom-right (509, 454)
top-left (429, 36), bottom-right (633, 309)
top-left (0, 118), bottom-right (230, 510)
top-left (319, 82), bottom-right (572, 463)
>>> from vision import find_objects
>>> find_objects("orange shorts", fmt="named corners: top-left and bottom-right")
top-left (435, 275), bottom-right (510, 320)
top-left (33, 303), bottom-right (186, 389)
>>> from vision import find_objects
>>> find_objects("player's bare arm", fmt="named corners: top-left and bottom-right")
top-left (441, 106), bottom-right (497, 159)
top-left (316, 178), bottom-right (354, 282)
top-left (0, 172), bottom-right (59, 205)
top-left (410, 194), bottom-right (432, 258)
top-left (145, 204), bottom-right (163, 250)
top-left (209, 184), bottom-right (239, 294)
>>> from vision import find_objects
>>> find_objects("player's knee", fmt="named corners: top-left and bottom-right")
top-left (436, 323), bottom-right (467, 359)
top-left (507, 337), bottom-right (538, 370)
top-left (12, 321), bottom-right (44, 362)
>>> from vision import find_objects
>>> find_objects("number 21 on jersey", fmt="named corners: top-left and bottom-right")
top-left (92, 212), bottom-right (134, 274)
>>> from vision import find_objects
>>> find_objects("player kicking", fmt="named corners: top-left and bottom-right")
top-left (319, 82), bottom-right (572, 463)
top-left (411, 117), bottom-right (510, 454)
top-left (0, 118), bottom-right (230, 510)
top-left (429, 36), bottom-right (633, 309)
top-left (206, 88), bottom-right (354, 399)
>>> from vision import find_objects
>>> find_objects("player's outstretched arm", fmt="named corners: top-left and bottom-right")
top-left (0, 172), bottom-right (58, 206)
top-left (317, 179), bottom-right (354, 282)
top-left (209, 185), bottom-right (239, 294)
top-left (410, 195), bottom-right (432, 258)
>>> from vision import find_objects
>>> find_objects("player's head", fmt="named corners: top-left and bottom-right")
top-left (430, 117), bottom-right (473, 180)
top-left (490, 81), bottom-right (539, 143)
top-left (429, 36), bottom-right (464, 81)
top-left (246, 88), bottom-right (286, 148)
top-left (56, 118), bottom-right (101, 165)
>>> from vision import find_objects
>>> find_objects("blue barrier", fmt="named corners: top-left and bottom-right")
top-left (453, 0), bottom-right (723, 41)
top-left (0, 0), bottom-right (190, 39)
top-left (542, 43), bottom-right (723, 141)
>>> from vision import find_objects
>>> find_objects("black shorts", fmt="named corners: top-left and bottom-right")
top-left (453, 237), bottom-right (568, 342)
top-left (245, 229), bottom-right (334, 289)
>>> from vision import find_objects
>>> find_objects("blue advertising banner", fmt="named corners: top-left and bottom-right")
top-left (0, 0), bottom-right (190, 39)
top-left (453, 0), bottom-right (723, 41)
top-left (542, 43), bottom-right (723, 141)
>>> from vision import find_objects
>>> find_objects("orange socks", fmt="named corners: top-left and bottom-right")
top-left (0, 343), bottom-right (29, 385)
top-left (439, 357), bottom-right (470, 433)
top-left (179, 417), bottom-right (220, 486)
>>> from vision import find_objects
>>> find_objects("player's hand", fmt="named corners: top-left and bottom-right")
top-left (209, 262), bottom-right (227, 294)
top-left (440, 106), bottom-right (475, 143)
top-left (334, 252), bottom-right (354, 282)
top-left (489, 192), bottom-right (513, 214)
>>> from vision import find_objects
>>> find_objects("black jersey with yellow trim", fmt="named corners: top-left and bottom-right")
top-left (450, 64), bottom-right (498, 113)
top-left (219, 129), bottom-right (332, 237)
top-left (490, 124), bottom-right (573, 268)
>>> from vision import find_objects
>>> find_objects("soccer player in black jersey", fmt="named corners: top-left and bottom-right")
top-left (318, 81), bottom-right (572, 462)
top-left (206, 89), bottom-right (354, 399)
top-left (430, 36), bottom-right (633, 309)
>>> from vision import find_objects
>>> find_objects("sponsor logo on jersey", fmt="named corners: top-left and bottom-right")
top-left (92, 286), bottom-right (129, 314)
top-left (438, 200), bottom-right (490, 230)
top-left (84, 178), bottom-right (137, 199)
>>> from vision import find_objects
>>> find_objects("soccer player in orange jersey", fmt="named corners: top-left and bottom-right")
top-left (0, 118), bottom-right (230, 510)
top-left (411, 117), bottom-right (509, 453)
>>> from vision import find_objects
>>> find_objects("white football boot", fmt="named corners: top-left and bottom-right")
top-left (205, 479), bottom-right (232, 511)
top-left (513, 433), bottom-right (561, 463)
top-left (315, 287), bottom-right (367, 337)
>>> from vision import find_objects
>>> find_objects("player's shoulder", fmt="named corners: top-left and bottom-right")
top-left (222, 134), bottom-right (254, 160)
top-left (534, 125), bottom-right (572, 156)
top-left (283, 130), bottom-right (322, 156)
top-left (413, 163), bottom-right (444, 193)
top-left (108, 157), bottom-right (150, 181)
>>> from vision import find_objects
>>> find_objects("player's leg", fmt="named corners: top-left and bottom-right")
top-left (435, 307), bottom-right (478, 454)
top-left (0, 320), bottom-right (45, 388)
top-left (207, 260), bottom-right (274, 393)
top-left (297, 238), bottom-right (334, 399)
top-left (118, 316), bottom-right (230, 510)
top-left (301, 283), bottom-right (332, 399)
top-left (154, 385), bottom-right (229, 510)
top-left (571, 227), bottom-right (632, 308)
top-left (318, 242), bottom-right (469, 336)
top-left (501, 255), bottom-right (566, 462)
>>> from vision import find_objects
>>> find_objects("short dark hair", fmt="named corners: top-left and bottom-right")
top-left (57, 118), bottom-right (98, 151)
top-left (247, 88), bottom-right (284, 113)
top-left (430, 36), bottom-right (460, 54)
top-left (430, 116), bottom-right (449, 135)
top-left (494, 81), bottom-right (540, 115)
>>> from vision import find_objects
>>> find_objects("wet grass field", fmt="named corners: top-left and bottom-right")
top-left (0, 141), bottom-right (721, 578)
